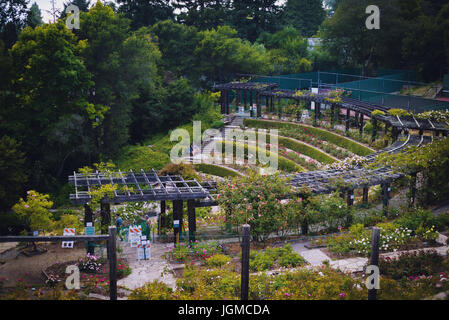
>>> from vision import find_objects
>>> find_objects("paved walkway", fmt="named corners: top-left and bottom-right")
top-left (290, 232), bottom-right (449, 274)
top-left (117, 240), bottom-right (176, 291)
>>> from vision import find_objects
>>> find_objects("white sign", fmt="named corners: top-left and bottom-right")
top-left (62, 228), bottom-right (75, 249)
top-left (86, 222), bottom-right (93, 227)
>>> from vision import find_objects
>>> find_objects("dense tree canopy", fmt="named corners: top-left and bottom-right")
top-left (283, 0), bottom-right (326, 37)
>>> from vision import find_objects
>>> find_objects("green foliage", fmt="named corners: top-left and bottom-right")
top-left (278, 136), bottom-right (336, 165)
top-left (396, 208), bottom-right (438, 232)
top-left (0, 135), bottom-right (27, 212)
top-left (129, 280), bottom-right (178, 300)
top-left (218, 140), bottom-right (304, 173)
top-left (379, 250), bottom-right (445, 280)
top-left (249, 244), bottom-right (305, 272)
top-left (194, 25), bottom-right (271, 83)
top-left (115, 145), bottom-right (170, 172)
top-left (53, 214), bottom-right (84, 235)
top-left (204, 254), bottom-right (232, 268)
top-left (388, 109), bottom-right (411, 117)
top-left (217, 172), bottom-right (304, 241)
top-left (283, 0), bottom-right (326, 37)
top-left (193, 163), bottom-right (241, 178)
top-left (158, 163), bottom-right (198, 180)
top-left (257, 27), bottom-right (312, 74)
top-left (12, 190), bottom-right (54, 234)
top-left (372, 138), bottom-right (449, 205)
top-left (244, 119), bottom-right (373, 156)
top-left (371, 110), bottom-right (386, 117)
top-left (167, 241), bottom-right (221, 263)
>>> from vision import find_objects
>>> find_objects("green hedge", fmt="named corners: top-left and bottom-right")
top-left (278, 136), bottom-right (336, 165)
top-left (218, 141), bottom-right (305, 173)
top-left (194, 163), bottom-right (242, 177)
top-left (244, 119), bottom-right (373, 156)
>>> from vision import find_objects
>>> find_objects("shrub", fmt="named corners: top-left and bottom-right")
top-left (379, 250), bottom-right (444, 280)
top-left (396, 208), bottom-right (437, 232)
top-left (211, 120), bottom-right (225, 129)
top-left (117, 259), bottom-right (132, 279)
top-left (278, 136), bottom-right (336, 164)
top-left (194, 163), bottom-right (241, 177)
top-left (129, 280), bottom-right (177, 300)
top-left (204, 254), bottom-right (232, 268)
top-left (78, 254), bottom-right (103, 273)
top-left (159, 163), bottom-right (198, 180)
top-left (249, 244), bottom-right (305, 272)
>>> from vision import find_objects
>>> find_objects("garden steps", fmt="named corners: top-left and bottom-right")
top-left (250, 118), bottom-right (376, 153)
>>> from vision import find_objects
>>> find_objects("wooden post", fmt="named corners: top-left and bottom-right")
top-left (368, 227), bottom-right (380, 301)
top-left (241, 224), bottom-right (250, 301)
top-left (409, 173), bottom-right (417, 207)
top-left (355, 112), bottom-right (359, 127)
top-left (100, 202), bottom-right (111, 234)
top-left (345, 108), bottom-right (350, 132)
top-left (159, 200), bottom-right (166, 235)
top-left (359, 113), bottom-right (364, 134)
top-left (220, 90), bottom-right (224, 114)
top-left (250, 90), bottom-right (253, 108)
top-left (244, 90), bottom-right (247, 110)
top-left (270, 96), bottom-right (274, 113)
top-left (331, 104), bottom-right (335, 125)
top-left (107, 226), bottom-right (117, 301)
top-left (278, 97), bottom-right (281, 119)
top-left (265, 96), bottom-right (269, 113)
top-left (173, 200), bottom-right (183, 245)
top-left (85, 204), bottom-right (94, 255)
top-left (226, 90), bottom-right (230, 115)
top-left (346, 189), bottom-right (354, 226)
top-left (347, 189), bottom-right (354, 207)
top-left (362, 187), bottom-right (369, 204)
top-left (382, 183), bottom-right (390, 215)
top-left (187, 199), bottom-right (196, 243)
top-left (372, 118), bottom-right (377, 142)
top-left (256, 93), bottom-right (261, 118)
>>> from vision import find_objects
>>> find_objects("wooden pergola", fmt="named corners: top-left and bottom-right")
top-left (68, 169), bottom-right (217, 244)
top-left (214, 82), bottom-right (279, 116)
top-left (215, 83), bottom-right (449, 141)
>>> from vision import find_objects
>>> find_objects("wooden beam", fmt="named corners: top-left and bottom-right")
top-left (107, 226), bottom-right (117, 300)
top-left (173, 200), bottom-right (183, 245)
top-left (187, 199), bottom-right (196, 242)
top-left (240, 224), bottom-right (250, 301)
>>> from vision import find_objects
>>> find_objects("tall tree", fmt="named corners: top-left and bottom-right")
top-left (117, 0), bottom-right (174, 30)
top-left (194, 25), bottom-right (271, 83)
top-left (6, 21), bottom-right (94, 190)
top-left (60, 0), bottom-right (91, 19)
top-left (229, 0), bottom-right (283, 42)
top-left (257, 27), bottom-right (312, 74)
top-left (283, 0), bottom-right (326, 37)
top-left (0, 0), bottom-right (29, 48)
top-left (25, 2), bottom-right (42, 28)
top-left (76, 2), bottom-right (160, 158)
top-left (0, 135), bottom-right (28, 213)
top-left (173, 0), bottom-right (230, 30)
top-left (150, 19), bottom-right (199, 77)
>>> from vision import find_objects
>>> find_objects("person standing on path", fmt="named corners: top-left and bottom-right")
top-left (115, 214), bottom-right (123, 240)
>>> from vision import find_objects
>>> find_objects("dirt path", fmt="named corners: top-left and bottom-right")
top-left (0, 242), bottom-right (87, 287)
